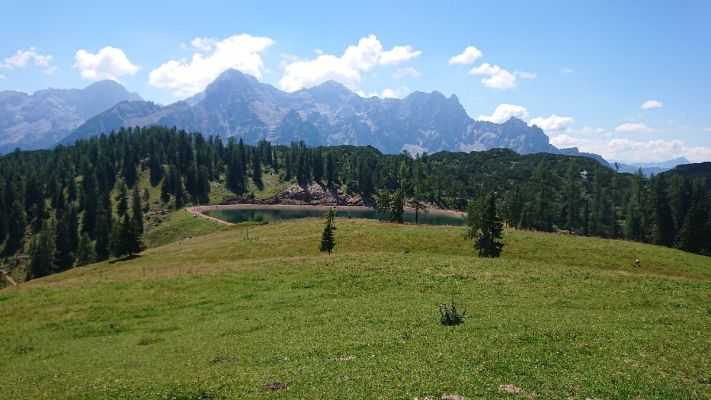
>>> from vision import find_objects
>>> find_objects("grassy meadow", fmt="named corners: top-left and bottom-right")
top-left (0, 216), bottom-right (709, 399)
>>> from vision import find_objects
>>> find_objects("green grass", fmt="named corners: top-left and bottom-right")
top-left (0, 219), bottom-right (709, 399)
top-left (209, 171), bottom-right (292, 204)
top-left (143, 209), bottom-right (226, 248)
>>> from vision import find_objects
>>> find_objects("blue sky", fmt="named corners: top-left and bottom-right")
top-left (1, 1), bottom-right (710, 162)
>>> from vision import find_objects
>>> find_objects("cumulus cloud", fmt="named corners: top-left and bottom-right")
top-left (149, 34), bottom-right (274, 97)
top-left (357, 87), bottom-right (410, 99)
top-left (1, 47), bottom-right (57, 74)
top-left (614, 123), bottom-right (651, 133)
top-left (393, 66), bottom-right (421, 79)
top-left (73, 46), bottom-right (139, 81)
top-left (469, 63), bottom-right (517, 89)
top-left (279, 34), bottom-right (421, 92)
top-left (549, 135), bottom-right (711, 163)
top-left (514, 71), bottom-right (537, 79)
top-left (448, 46), bottom-right (483, 65)
top-left (640, 99), bottom-right (663, 110)
top-left (531, 114), bottom-right (575, 132)
top-left (478, 104), bottom-right (529, 123)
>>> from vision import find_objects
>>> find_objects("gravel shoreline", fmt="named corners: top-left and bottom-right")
top-left (186, 204), bottom-right (465, 225)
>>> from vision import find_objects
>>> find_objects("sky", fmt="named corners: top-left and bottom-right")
top-left (1, 0), bottom-right (710, 163)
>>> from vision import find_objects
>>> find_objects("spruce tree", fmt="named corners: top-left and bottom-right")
top-left (29, 222), bottom-right (56, 279)
top-left (474, 192), bottom-right (504, 258)
top-left (75, 232), bottom-right (96, 267)
top-left (117, 182), bottom-right (129, 217)
top-left (53, 216), bottom-right (75, 272)
top-left (390, 189), bottom-right (405, 223)
top-left (94, 204), bottom-right (112, 261)
top-left (319, 208), bottom-right (336, 254)
top-left (131, 186), bottom-right (144, 234)
top-left (117, 214), bottom-right (144, 258)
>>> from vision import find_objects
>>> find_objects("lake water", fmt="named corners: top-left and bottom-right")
top-left (206, 207), bottom-right (466, 226)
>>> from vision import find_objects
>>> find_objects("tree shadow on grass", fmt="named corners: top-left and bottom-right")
top-left (108, 254), bottom-right (141, 264)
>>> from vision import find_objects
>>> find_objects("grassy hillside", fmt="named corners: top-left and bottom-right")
top-left (1, 218), bottom-right (709, 399)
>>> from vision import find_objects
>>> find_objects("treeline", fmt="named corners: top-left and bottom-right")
top-left (0, 126), bottom-right (709, 281)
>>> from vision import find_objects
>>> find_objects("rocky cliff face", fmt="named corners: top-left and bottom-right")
top-left (67, 69), bottom-right (576, 159)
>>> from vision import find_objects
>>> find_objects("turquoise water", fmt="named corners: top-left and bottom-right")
top-left (206, 207), bottom-right (466, 226)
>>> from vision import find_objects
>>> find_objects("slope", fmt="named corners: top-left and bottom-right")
top-left (0, 218), bottom-right (709, 399)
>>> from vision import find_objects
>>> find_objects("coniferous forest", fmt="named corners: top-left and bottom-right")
top-left (1, 126), bottom-right (709, 280)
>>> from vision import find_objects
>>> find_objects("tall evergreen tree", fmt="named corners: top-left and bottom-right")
top-left (390, 189), bottom-right (405, 223)
top-left (75, 232), bottom-right (96, 267)
top-left (319, 208), bottom-right (336, 255)
top-left (117, 214), bottom-right (143, 258)
top-left (29, 222), bottom-right (56, 279)
top-left (649, 175), bottom-right (675, 246)
top-left (53, 216), bottom-right (75, 271)
top-left (131, 186), bottom-right (144, 235)
top-left (474, 192), bottom-right (504, 258)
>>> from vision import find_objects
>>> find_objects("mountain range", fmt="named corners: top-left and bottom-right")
top-left (0, 80), bottom-right (141, 153)
top-left (0, 68), bottom-right (688, 171)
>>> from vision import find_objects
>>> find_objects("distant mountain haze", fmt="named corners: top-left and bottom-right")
top-left (63, 69), bottom-right (607, 162)
top-left (0, 69), bottom-right (688, 171)
top-left (0, 80), bottom-right (142, 153)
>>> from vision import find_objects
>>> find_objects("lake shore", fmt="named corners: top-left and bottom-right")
top-left (186, 204), bottom-right (465, 225)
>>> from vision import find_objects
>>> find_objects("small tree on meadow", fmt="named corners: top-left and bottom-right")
top-left (470, 192), bottom-right (504, 258)
top-left (319, 208), bottom-right (336, 254)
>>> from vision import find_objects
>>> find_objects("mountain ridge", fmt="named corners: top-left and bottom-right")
top-left (65, 69), bottom-right (608, 164)
top-left (0, 80), bottom-right (141, 153)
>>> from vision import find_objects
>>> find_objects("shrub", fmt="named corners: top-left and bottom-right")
top-left (439, 300), bottom-right (466, 326)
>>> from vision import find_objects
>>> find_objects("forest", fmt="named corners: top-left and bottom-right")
top-left (0, 125), bottom-right (709, 281)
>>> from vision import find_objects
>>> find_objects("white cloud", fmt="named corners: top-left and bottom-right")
top-left (0, 74), bottom-right (5, 80)
top-left (560, 66), bottom-right (573, 74)
top-left (478, 104), bottom-right (529, 123)
top-left (549, 135), bottom-right (711, 163)
top-left (614, 123), bottom-right (651, 133)
top-left (393, 66), bottom-right (421, 79)
top-left (577, 126), bottom-right (605, 135)
top-left (358, 87), bottom-right (410, 99)
top-left (705, 128), bottom-right (711, 132)
top-left (469, 63), bottom-right (517, 89)
top-left (515, 71), bottom-right (537, 79)
top-left (1, 47), bottom-right (57, 74)
top-left (149, 34), bottom-right (274, 97)
top-left (448, 46), bottom-right (483, 65)
top-left (531, 114), bottom-right (575, 132)
top-left (73, 46), bottom-right (139, 81)
top-left (280, 34), bottom-right (421, 92)
top-left (640, 99), bottom-right (663, 110)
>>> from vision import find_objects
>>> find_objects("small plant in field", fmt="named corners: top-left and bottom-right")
top-left (439, 300), bottom-right (466, 326)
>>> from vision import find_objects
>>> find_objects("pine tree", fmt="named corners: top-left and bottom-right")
top-left (94, 204), bottom-right (112, 261)
top-left (53, 216), bottom-right (75, 272)
top-left (4, 199), bottom-right (26, 255)
top-left (474, 192), bottom-right (504, 258)
top-left (131, 186), bottom-right (144, 235)
top-left (117, 214), bottom-right (143, 258)
top-left (411, 160), bottom-right (427, 224)
top-left (75, 232), bottom-right (96, 267)
top-left (390, 189), bottom-right (405, 223)
top-left (29, 222), bottom-right (56, 279)
top-left (117, 181), bottom-right (129, 217)
top-left (319, 208), bottom-right (336, 254)
top-left (675, 184), bottom-right (709, 253)
top-left (650, 175), bottom-right (674, 246)
top-left (324, 152), bottom-right (336, 186)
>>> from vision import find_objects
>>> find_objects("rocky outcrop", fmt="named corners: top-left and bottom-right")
top-left (263, 183), bottom-right (374, 207)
